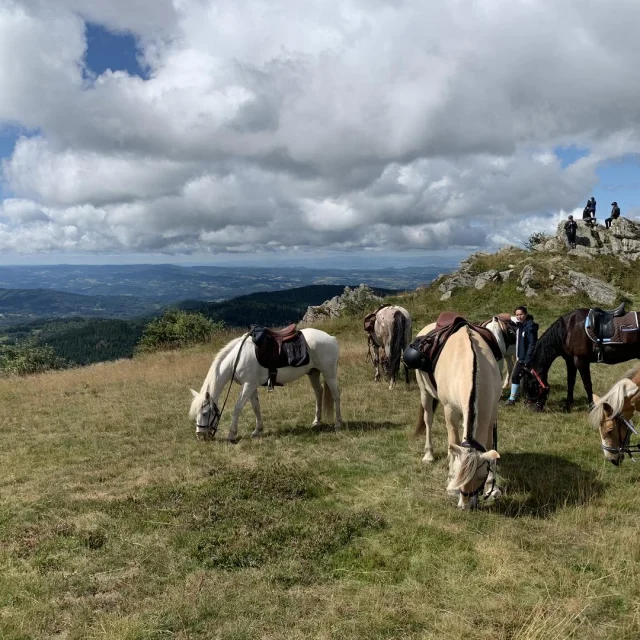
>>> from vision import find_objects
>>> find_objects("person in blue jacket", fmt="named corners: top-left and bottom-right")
top-left (505, 305), bottom-right (539, 406)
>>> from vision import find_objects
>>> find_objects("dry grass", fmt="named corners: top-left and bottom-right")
top-left (2, 320), bottom-right (640, 639)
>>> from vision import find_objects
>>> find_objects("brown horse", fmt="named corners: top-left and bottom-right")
top-left (522, 307), bottom-right (640, 411)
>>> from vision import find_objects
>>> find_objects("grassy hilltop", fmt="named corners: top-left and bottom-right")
top-left (2, 246), bottom-right (640, 639)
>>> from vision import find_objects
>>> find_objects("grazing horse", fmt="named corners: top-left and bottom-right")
top-left (590, 366), bottom-right (640, 465)
top-left (482, 314), bottom-right (517, 389)
top-left (190, 328), bottom-right (341, 440)
top-left (410, 320), bottom-right (501, 509)
top-left (364, 305), bottom-right (412, 389)
top-left (522, 307), bottom-right (640, 411)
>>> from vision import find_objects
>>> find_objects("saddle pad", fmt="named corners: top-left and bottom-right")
top-left (586, 311), bottom-right (639, 344)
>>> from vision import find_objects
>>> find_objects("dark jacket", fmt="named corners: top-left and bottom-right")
top-left (611, 205), bottom-right (620, 219)
top-left (564, 220), bottom-right (577, 236)
top-left (516, 316), bottom-right (538, 365)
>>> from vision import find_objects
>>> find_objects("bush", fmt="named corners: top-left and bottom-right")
top-left (524, 232), bottom-right (550, 250)
top-left (136, 310), bottom-right (222, 354)
top-left (0, 341), bottom-right (66, 375)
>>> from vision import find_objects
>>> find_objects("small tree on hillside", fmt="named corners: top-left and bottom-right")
top-left (0, 341), bottom-right (66, 375)
top-left (524, 232), bottom-right (550, 251)
top-left (136, 310), bottom-right (222, 354)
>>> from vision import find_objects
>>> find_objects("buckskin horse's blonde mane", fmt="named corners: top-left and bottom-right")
top-left (589, 377), bottom-right (639, 430)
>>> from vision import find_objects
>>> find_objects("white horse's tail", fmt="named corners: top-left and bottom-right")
top-left (322, 379), bottom-right (335, 422)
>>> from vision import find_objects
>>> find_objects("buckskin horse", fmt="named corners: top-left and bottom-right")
top-left (404, 313), bottom-right (502, 509)
top-left (363, 304), bottom-right (412, 389)
top-left (190, 327), bottom-right (341, 441)
top-left (522, 304), bottom-right (640, 411)
top-left (590, 365), bottom-right (640, 465)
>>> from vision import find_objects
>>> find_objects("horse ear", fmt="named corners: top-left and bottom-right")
top-left (190, 389), bottom-right (198, 398)
top-left (449, 444), bottom-right (464, 457)
top-left (592, 393), bottom-right (601, 404)
top-left (481, 450), bottom-right (500, 462)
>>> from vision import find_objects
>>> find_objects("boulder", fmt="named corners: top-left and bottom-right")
top-left (474, 270), bottom-right (499, 289)
top-left (566, 270), bottom-right (618, 306)
top-left (301, 284), bottom-right (383, 324)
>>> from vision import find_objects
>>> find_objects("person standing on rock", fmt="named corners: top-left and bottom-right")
top-left (505, 306), bottom-right (539, 406)
top-left (564, 215), bottom-right (577, 249)
top-left (605, 202), bottom-right (621, 228)
top-left (582, 197), bottom-right (596, 227)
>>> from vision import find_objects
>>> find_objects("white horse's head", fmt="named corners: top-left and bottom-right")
top-left (447, 443), bottom-right (500, 510)
top-left (189, 389), bottom-right (221, 438)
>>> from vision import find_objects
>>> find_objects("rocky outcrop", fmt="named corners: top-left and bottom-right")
top-left (566, 270), bottom-right (617, 305)
top-left (301, 284), bottom-right (383, 324)
top-left (536, 217), bottom-right (640, 261)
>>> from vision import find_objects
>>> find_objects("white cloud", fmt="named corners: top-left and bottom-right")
top-left (2, 0), bottom-right (640, 256)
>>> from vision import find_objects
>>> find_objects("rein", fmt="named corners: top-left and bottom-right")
top-left (201, 333), bottom-right (251, 436)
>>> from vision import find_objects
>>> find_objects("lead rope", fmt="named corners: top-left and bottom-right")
top-left (215, 333), bottom-right (252, 428)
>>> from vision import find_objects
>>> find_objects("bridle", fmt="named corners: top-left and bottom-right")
top-left (601, 414), bottom-right (640, 462)
top-left (458, 422), bottom-right (499, 500)
top-left (525, 367), bottom-right (550, 409)
top-left (196, 333), bottom-right (251, 437)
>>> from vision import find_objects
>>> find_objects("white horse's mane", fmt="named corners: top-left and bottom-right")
top-left (486, 317), bottom-right (507, 357)
top-left (447, 450), bottom-right (480, 492)
top-left (589, 378), bottom-right (639, 430)
top-left (189, 333), bottom-right (248, 419)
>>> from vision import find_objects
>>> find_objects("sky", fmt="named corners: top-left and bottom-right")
top-left (1, 0), bottom-right (640, 267)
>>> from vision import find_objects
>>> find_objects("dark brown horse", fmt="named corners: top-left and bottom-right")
top-left (522, 307), bottom-right (640, 411)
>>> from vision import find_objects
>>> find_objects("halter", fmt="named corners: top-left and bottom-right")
top-left (524, 367), bottom-right (550, 409)
top-left (601, 414), bottom-right (640, 462)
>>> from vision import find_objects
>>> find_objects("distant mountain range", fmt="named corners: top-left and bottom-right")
top-left (0, 263), bottom-right (446, 304)
top-left (2, 285), bottom-right (396, 366)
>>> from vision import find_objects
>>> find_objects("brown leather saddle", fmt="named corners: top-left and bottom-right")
top-left (404, 312), bottom-right (503, 389)
top-left (363, 304), bottom-right (391, 340)
top-left (249, 324), bottom-right (310, 391)
top-left (586, 303), bottom-right (639, 360)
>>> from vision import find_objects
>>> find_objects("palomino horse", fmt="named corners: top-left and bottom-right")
top-left (410, 320), bottom-right (502, 509)
top-left (190, 328), bottom-right (341, 440)
top-left (364, 305), bottom-right (412, 389)
top-left (482, 314), bottom-right (516, 389)
top-left (522, 307), bottom-right (640, 411)
top-left (590, 366), bottom-right (640, 465)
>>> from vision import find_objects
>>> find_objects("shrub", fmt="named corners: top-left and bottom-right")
top-left (524, 232), bottom-right (550, 251)
top-left (136, 310), bottom-right (222, 354)
top-left (0, 341), bottom-right (66, 375)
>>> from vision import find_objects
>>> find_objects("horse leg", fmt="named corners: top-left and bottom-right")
top-left (249, 391), bottom-right (264, 438)
top-left (308, 369), bottom-right (323, 427)
top-left (324, 375), bottom-right (342, 430)
top-left (444, 405), bottom-right (462, 495)
top-left (576, 358), bottom-right (594, 408)
top-left (373, 345), bottom-right (381, 382)
top-left (420, 389), bottom-right (437, 463)
top-left (563, 356), bottom-right (577, 412)
top-left (227, 382), bottom-right (256, 442)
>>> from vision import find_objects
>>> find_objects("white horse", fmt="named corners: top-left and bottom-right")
top-left (366, 305), bottom-right (412, 389)
top-left (190, 328), bottom-right (342, 440)
top-left (412, 321), bottom-right (502, 509)
top-left (484, 314), bottom-right (517, 389)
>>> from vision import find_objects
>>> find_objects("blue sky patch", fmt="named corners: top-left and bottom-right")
top-left (554, 145), bottom-right (590, 168)
top-left (84, 22), bottom-right (148, 80)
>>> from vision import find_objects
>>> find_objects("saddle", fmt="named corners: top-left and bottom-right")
top-left (586, 303), bottom-right (639, 360)
top-left (403, 312), bottom-right (504, 389)
top-left (363, 304), bottom-right (391, 339)
top-left (250, 324), bottom-right (310, 391)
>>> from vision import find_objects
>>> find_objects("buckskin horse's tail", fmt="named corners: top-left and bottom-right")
top-left (322, 379), bottom-right (335, 422)
top-left (389, 309), bottom-right (407, 382)
top-left (414, 402), bottom-right (426, 437)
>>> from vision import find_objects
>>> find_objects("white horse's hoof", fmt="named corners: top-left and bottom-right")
top-left (251, 430), bottom-right (263, 438)
top-left (422, 452), bottom-right (435, 463)
top-left (311, 420), bottom-right (321, 428)
top-left (333, 422), bottom-right (342, 431)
